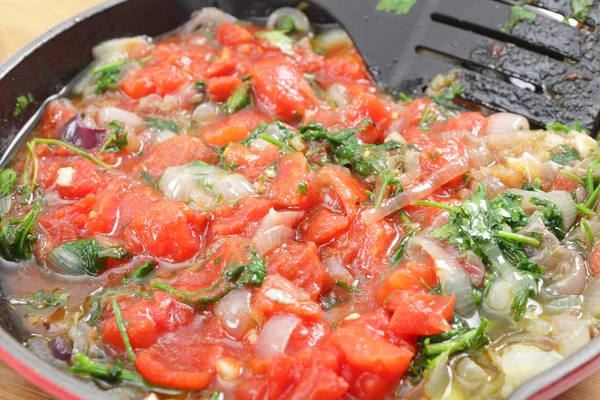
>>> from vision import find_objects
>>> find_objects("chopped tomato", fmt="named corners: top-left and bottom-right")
top-left (211, 197), bottom-right (273, 237)
top-left (201, 109), bottom-right (268, 146)
top-left (378, 261), bottom-right (439, 302)
top-left (224, 143), bottom-right (280, 180)
top-left (207, 75), bottom-right (243, 102)
top-left (121, 65), bottom-right (190, 98)
top-left (443, 111), bottom-right (486, 135)
top-left (135, 134), bottom-right (219, 178)
top-left (102, 291), bottom-right (194, 351)
top-left (55, 159), bottom-right (105, 199)
top-left (386, 290), bottom-right (455, 336)
top-left (253, 275), bottom-right (322, 320)
top-left (124, 201), bottom-right (207, 262)
top-left (266, 241), bottom-right (329, 299)
top-left (299, 209), bottom-right (349, 245)
top-left (318, 56), bottom-right (367, 83)
top-left (339, 93), bottom-right (391, 144)
top-left (216, 23), bottom-right (253, 46)
top-left (552, 175), bottom-right (580, 193)
top-left (136, 342), bottom-right (226, 390)
top-left (268, 152), bottom-right (313, 209)
top-left (252, 58), bottom-right (316, 121)
top-left (318, 165), bottom-right (369, 219)
top-left (420, 137), bottom-right (467, 175)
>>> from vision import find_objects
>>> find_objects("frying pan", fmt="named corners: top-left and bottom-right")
top-left (1, 0), bottom-right (600, 399)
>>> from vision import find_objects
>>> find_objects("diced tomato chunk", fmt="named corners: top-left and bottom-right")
top-left (386, 290), bottom-right (455, 336)
top-left (420, 137), bottom-right (467, 175)
top-left (216, 23), bottom-right (253, 46)
top-left (136, 342), bottom-right (225, 390)
top-left (588, 244), bottom-right (600, 275)
top-left (443, 111), bottom-right (486, 135)
top-left (124, 201), bottom-right (207, 262)
top-left (268, 152), bottom-right (313, 208)
top-left (135, 135), bottom-right (218, 178)
top-left (211, 198), bottom-right (273, 236)
top-left (55, 159), bottom-right (105, 199)
top-left (339, 93), bottom-right (391, 143)
top-left (266, 241), bottom-right (329, 299)
top-left (552, 175), bottom-right (580, 193)
top-left (39, 100), bottom-right (77, 139)
top-left (318, 166), bottom-right (369, 219)
top-left (207, 76), bottom-right (243, 102)
top-left (319, 56), bottom-right (367, 83)
top-left (299, 209), bottom-right (349, 245)
top-left (102, 291), bottom-right (194, 351)
top-left (121, 65), bottom-right (190, 98)
top-left (201, 110), bottom-right (268, 146)
top-left (253, 276), bottom-right (322, 320)
top-left (378, 261), bottom-right (439, 301)
top-left (252, 58), bottom-right (316, 121)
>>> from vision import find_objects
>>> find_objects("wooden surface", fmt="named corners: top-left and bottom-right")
top-left (0, 0), bottom-right (599, 399)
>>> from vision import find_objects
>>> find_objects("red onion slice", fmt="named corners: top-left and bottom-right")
top-left (60, 114), bottom-right (105, 149)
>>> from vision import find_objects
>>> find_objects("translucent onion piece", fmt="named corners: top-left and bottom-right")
top-left (399, 150), bottom-right (422, 186)
top-left (27, 337), bottom-right (68, 368)
top-left (182, 8), bottom-right (236, 34)
top-left (92, 36), bottom-right (150, 62)
top-left (485, 113), bottom-right (530, 136)
top-left (312, 29), bottom-right (353, 53)
top-left (266, 7), bottom-right (310, 33)
top-left (0, 196), bottom-right (12, 216)
top-left (552, 313), bottom-right (590, 357)
top-left (544, 255), bottom-right (587, 297)
top-left (425, 352), bottom-right (450, 399)
top-left (326, 83), bottom-right (349, 107)
top-left (98, 107), bottom-right (144, 130)
top-left (256, 208), bottom-right (304, 234)
top-left (582, 277), bottom-right (600, 318)
top-left (215, 287), bottom-right (255, 339)
top-left (253, 313), bottom-right (301, 359)
top-left (454, 357), bottom-right (489, 392)
top-left (192, 102), bottom-right (220, 125)
top-left (484, 278), bottom-right (513, 314)
top-left (362, 159), bottom-right (469, 224)
top-left (499, 344), bottom-right (563, 398)
top-left (159, 164), bottom-right (255, 206)
top-left (323, 258), bottom-right (354, 283)
top-left (544, 296), bottom-right (582, 315)
top-left (508, 189), bottom-right (578, 230)
top-left (253, 226), bottom-right (295, 256)
top-left (409, 236), bottom-right (477, 319)
top-left (484, 130), bottom-right (546, 149)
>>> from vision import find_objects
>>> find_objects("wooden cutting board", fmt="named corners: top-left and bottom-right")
top-left (0, 0), bottom-right (598, 399)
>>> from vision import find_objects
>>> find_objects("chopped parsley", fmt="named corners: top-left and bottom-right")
top-left (145, 118), bottom-right (180, 133)
top-left (222, 82), bottom-right (250, 115)
top-left (502, 5), bottom-right (536, 32)
top-left (121, 261), bottom-right (157, 284)
top-left (11, 289), bottom-right (69, 310)
top-left (431, 83), bottom-right (465, 109)
top-left (572, 0), bottom-right (593, 22)
top-left (223, 249), bottom-right (267, 287)
top-left (255, 31), bottom-right (294, 55)
top-left (546, 121), bottom-right (587, 134)
top-left (296, 181), bottom-right (309, 195)
top-left (334, 280), bottom-right (364, 294)
top-left (376, 0), bottom-right (418, 15)
top-left (13, 93), bottom-right (34, 116)
top-left (0, 204), bottom-right (41, 262)
top-left (0, 168), bottom-right (18, 198)
top-left (100, 121), bottom-right (128, 153)
top-left (549, 145), bottom-right (580, 166)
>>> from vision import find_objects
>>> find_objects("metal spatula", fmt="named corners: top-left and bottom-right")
top-left (231, 0), bottom-right (600, 134)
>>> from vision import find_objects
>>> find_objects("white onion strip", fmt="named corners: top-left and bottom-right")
top-left (362, 159), bottom-right (470, 224)
top-left (253, 313), bottom-right (301, 359)
top-left (508, 189), bottom-right (578, 230)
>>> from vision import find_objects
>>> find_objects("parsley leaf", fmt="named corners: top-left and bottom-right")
top-left (100, 120), bottom-right (128, 153)
top-left (11, 289), bottom-right (69, 310)
top-left (572, 0), bottom-right (593, 22)
top-left (121, 261), bottom-right (157, 284)
top-left (502, 5), bottom-right (536, 32)
top-left (13, 93), bottom-right (34, 116)
top-left (0, 168), bottom-right (18, 198)
top-left (431, 83), bottom-right (464, 108)
top-left (145, 118), bottom-right (180, 133)
top-left (334, 279), bottom-right (364, 294)
top-left (549, 145), bottom-right (580, 166)
top-left (224, 249), bottom-right (267, 287)
top-left (0, 204), bottom-right (41, 262)
top-left (376, 0), bottom-right (418, 15)
top-left (546, 121), bottom-right (587, 134)
top-left (255, 31), bottom-right (294, 55)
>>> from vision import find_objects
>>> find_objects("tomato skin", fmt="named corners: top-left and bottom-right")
top-left (102, 291), bottom-right (194, 351)
top-left (55, 159), bottom-right (105, 199)
top-left (121, 65), bottom-right (190, 98)
top-left (253, 275), bottom-right (322, 320)
top-left (386, 290), bottom-right (455, 336)
top-left (216, 23), bottom-right (253, 46)
top-left (378, 261), bottom-right (438, 302)
top-left (266, 241), bottom-right (329, 299)
top-left (211, 197), bottom-right (273, 237)
top-left (201, 109), bottom-right (268, 146)
top-left (318, 166), bottom-right (369, 219)
top-left (207, 76), bottom-right (243, 102)
top-left (136, 134), bottom-right (219, 178)
top-left (268, 152), bottom-right (313, 209)
top-left (589, 244), bottom-right (600, 275)
top-left (124, 201), bottom-right (207, 262)
top-left (136, 342), bottom-right (225, 390)
top-left (252, 58), bottom-right (316, 121)
top-left (299, 209), bottom-right (349, 245)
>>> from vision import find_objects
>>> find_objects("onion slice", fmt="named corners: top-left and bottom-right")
top-left (362, 159), bottom-right (469, 224)
top-left (508, 189), bottom-right (578, 230)
top-left (253, 313), bottom-right (301, 360)
top-left (60, 114), bottom-right (106, 149)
